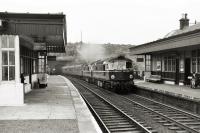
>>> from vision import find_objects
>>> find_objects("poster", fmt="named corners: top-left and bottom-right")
top-left (156, 61), bottom-right (161, 71)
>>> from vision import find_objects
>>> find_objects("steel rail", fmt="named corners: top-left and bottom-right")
top-left (79, 92), bottom-right (110, 133)
top-left (68, 76), bottom-right (200, 132)
top-left (131, 94), bottom-right (200, 120)
top-left (80, 79), bottom-right (200, 132)
top-left (71, 78), bottom-right (152, 133)
top-left (121, 95), bottom-right (200, 133)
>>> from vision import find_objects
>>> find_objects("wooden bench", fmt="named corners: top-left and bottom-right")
top-left (146, 75), bottom-right (162, 83)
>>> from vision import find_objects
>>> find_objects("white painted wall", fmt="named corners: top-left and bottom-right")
top-left (0, 83), bottom-right (24, 105)
top-left (0, 35), bottom-right (24, 106)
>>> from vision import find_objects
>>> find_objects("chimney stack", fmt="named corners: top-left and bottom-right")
top-left (179, 13), bottom-right (189, 30)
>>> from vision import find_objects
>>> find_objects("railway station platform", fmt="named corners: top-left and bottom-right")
top-left (134, 80), bottom-right (200, 101)
top-left (0, 75), bottom-right (101, 133)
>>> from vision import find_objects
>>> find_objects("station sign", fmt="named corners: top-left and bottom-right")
top-left (33, 43), bottom-right (46, 50)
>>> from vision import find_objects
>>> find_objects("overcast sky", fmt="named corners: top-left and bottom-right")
top-left (1, 0), bottom-right (200, 45)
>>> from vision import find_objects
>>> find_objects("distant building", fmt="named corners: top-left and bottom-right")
top-left (130, 14), bottom-right (200, 85)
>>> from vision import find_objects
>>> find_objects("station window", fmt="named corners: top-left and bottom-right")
top-left (20, 46), bottom-right (37, 75)
top-left (38, 58), bottom-right (44, 73)
top-left (33, 60), bottom-right (36, 73)
top-left (38, 52), bottom-right (47, 73)
top-left (1, 36), bottom-right (15, 81)
top-left (145, 55), bottom-right (151, 71)
top-left (164, 56), bottom-right (176, 72)
top-left (192, 50), bottom-right (200, 73)
top-left (152, 56), bottom-right (161, 71)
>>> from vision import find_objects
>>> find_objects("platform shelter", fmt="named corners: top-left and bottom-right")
top-left (0, 12), bottom-right (67, 105)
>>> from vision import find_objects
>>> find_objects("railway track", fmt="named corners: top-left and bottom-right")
top-left (69, 77), bottom-right (152, 133)
top-left (124, 94), bottom-right (200, 133)
top-left (68, 76), bottom-right (200, 132)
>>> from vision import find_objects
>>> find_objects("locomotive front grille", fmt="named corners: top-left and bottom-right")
top-left (109, 71), bottom-right (133, 81)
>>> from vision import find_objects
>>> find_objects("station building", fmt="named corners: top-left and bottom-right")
top-left (0, 12), bottom-right (67, 105)
top-left (130, 14), bottom-right (200, 86)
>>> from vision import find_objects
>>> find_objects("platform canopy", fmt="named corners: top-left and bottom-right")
top-left (130, 24), bottom-right (200, 55)
top-left (0, 12), bottom-right (67, 53)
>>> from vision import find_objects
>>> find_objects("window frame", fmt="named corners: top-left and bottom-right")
top-left (1, 38), bottom-right (15, 82)
top-left (191, 50), bottom-right (200, 73)
top-left (163, 56), bottom-right (176, 72)
top-left (145, 55), bottom-right (151, 72)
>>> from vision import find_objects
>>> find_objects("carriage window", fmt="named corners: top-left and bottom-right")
top-left (105, 64), bottom-right (108, 70)
top-left (103, 65), bottom-right (106, 71)
top-left (104, 64), bottom-right (108, 70)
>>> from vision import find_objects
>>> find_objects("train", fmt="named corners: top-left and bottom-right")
top-left (62, 55), bottom-right (135, 93)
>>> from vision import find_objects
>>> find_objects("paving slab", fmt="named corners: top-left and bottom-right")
top-left (0, 75), bottom-right (101, 133)
top-left (0, 120), bottom-right (78, 133)
top-left (63, 76), bottom-right (102, 133)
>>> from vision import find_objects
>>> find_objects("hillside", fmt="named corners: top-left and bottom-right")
top-left (62, 42), bottom-right (135, 64)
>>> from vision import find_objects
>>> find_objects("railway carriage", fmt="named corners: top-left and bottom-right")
top-left (62, 55), bottom-right (135, 93)
top-left (62, 64), bottom-right (83, 78)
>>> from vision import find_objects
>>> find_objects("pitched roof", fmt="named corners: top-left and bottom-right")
top-left (130, 22), bottom-right (200, 54)
top-left (0, 12), bottom-right (65, 19)
top-left (164, 23), bottom-right (200, 38)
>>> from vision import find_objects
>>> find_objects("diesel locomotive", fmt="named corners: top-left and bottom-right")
top-left (62, 55), bottom-right (135, 93)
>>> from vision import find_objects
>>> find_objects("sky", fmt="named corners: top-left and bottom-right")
top-left (1, 0), bottom-right (200, 45)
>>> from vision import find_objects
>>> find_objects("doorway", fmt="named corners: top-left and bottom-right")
top-left (184, 58), bottom-right (191, 85)
top-left (175, 58), bottom-right (179, 85)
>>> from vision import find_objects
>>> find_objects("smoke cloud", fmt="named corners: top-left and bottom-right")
top-left (77, 43), bottom-right (106, 63)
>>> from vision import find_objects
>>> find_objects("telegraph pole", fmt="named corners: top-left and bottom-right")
top-left (80, 30), bottom-right (83, 44)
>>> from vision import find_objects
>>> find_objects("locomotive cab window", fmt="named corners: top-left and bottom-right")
top-left (126, 62), bottom-right (132, 68)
